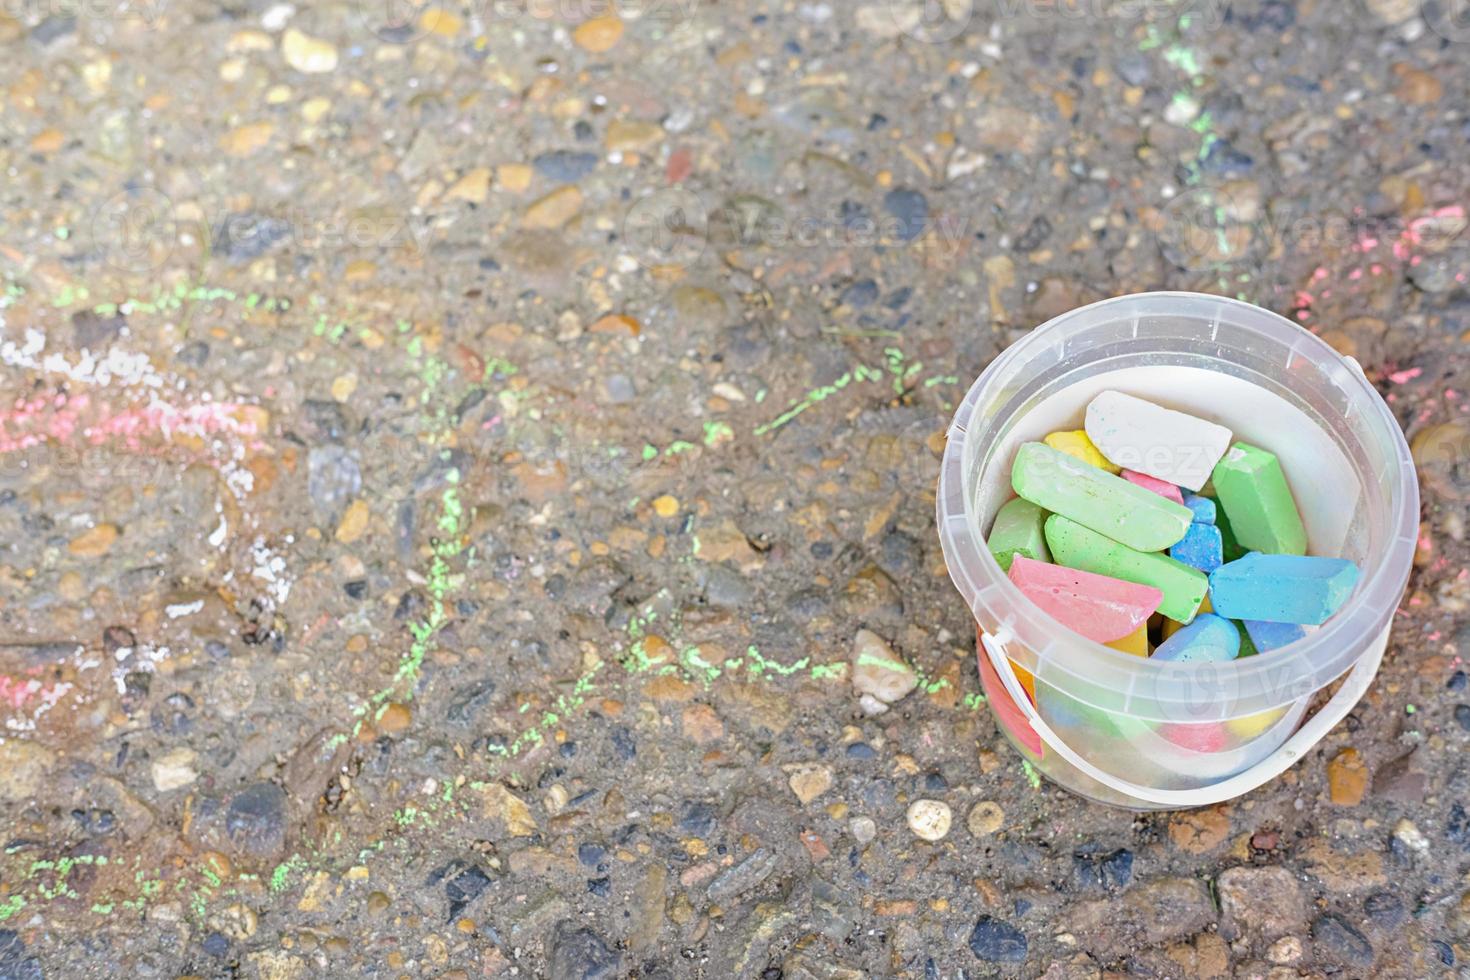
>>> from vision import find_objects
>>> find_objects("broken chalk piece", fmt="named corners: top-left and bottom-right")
top-left (1012, 442), bottom-right (1193, 552)
top-left (1181, 492), bottom-right (1216, 525)
top-left (987, 497), bottom-right (1050, 571)
top-left (1242, 619), bottom-right (1310, 653)
top-left (1084, 390), bottom-right (1233, 492)
top-left (1104, 623), bottom-right (1149, 658)
top-left (1043, 515), bottom-right (1208, 623)
top-left (1209, 552), bottom-right (1359, 625)
top-left (1150, 613), bottom-right (1241, 663)
top-left (1121, 469), bottom-right (1185, 505)
top-left (1043, 429), bottom-right (1120, 473)
top-left (1007, 555), bottom-right (1163, 643)
top-left (1210, 442), bottom-right (1308, 556)
top-left (1170, 522), bottom-right (1224, 573)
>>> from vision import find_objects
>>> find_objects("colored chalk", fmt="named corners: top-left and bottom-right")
top-left (1243, 619), bottom-right (1310, 653)
top-left (1226, 706), bottom-right (1287, 739)
top-left (1235, 620), bottom-right (1259, 658)
top-left (1121, 469), bottom-right (1185, 505)
top-left (1043, 429), bottom-right (1119, 473)
top-left (1007, 555), bottom-right (1162, 643)
top-left (1084, 390), bottom-right (1233, 492)
top-left (1210, 443), bottom-right (1308, 556)
top-left (1158, 722), bottom-right (1230, 753)
top-left (1209, 552), bottom-right (1359, 624)
top-left (1044, 515), bottom-right (1209, 623)
top-left (1181, 492), bottom-right (1216, 525)
top-left (1213, 497), bottom-right (1248, 561)
top-left (987, 497), bottom-right (1050, 571)
top-left (1105, 623), bottom-right (1149, 658)
top-left (1162, 595), bottom-right (1212, 640)
top-left (1012, 442), bottom-right (1193, 552)
top-left (1150, 613), bottom-right (1241, 663)
top-left (1170, 522), bottom-right (1224, 573)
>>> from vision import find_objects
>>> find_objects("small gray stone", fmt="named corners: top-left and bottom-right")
top-left (702, 564), bottom-right (755, 607)
top-left (224, 782), bottom-right (288, 860)
top-left (1312, 913), bottom-right (1374, 968)
top-left (308, 445), bottom-right (363, 519)
top-left (602, 373), bottom-right (636, 403)
top-left (708, 848), bottom-right (779, 904)
top-left (1409, 255), bottom-right (1457, 293)
top-left (1217, 866), bottom-right (1308, 939)
top-left (883, 188), bottom-right (928, 242)
top-left (212, 213), bottom-right (292, 262)
top-left (1115, 51), bottom-right (1151, 86)
top-left (548, 923), bottom-right (620, 980)
top-left (31, 15), bottom-right (75, 45)
top-left (534, 150), bottom-right (599, 184)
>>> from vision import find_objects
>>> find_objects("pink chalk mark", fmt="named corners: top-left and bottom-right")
top-left (0, 674), bottom-right (62, 711)
top-left (0, 394), bottom-right (264, 456)
top-left (1008, 555), bottom-right (1162, 643)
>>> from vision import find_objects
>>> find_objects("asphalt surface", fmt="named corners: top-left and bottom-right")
top-left (0, 0), bottom-right (1468, 977)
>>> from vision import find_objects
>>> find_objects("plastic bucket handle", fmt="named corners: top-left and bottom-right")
top-left (980, 629), bottom-right (1384, 809)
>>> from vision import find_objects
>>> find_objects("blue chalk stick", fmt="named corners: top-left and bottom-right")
top-left (1243, 619), bottom-right (1309, 653)
top-left (1209, 553), bottom-right (1359, 625)
top-left (1181, 493), bottom-right (1216, 525)
top-left (1151, 613), bottom-right (1240, 663)
top-left (1170, 522), bottom-right (1224, 573)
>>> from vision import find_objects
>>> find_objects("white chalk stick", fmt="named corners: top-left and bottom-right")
top-left (1084, 390), bottom-right (1232, 492)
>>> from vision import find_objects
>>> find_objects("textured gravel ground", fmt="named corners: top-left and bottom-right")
top-left (0, 0), bottom-right (1468, 977)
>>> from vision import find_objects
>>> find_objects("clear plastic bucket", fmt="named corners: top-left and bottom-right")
top-left (936, 292), bottom-right (1418, 810)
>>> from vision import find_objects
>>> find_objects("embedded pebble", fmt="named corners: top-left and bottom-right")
top-left (281, 29), bottom-right (338, 73)
top-left (967, 800), bottom-right (1005, 837)
top-left (906, 799), bottom-right (952, 841)
top-left (851, 629), bottom-right (918, 708)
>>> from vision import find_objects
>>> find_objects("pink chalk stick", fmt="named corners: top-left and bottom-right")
top-left (1120, 469), bottom-right (1185, 505)
top-left (1007, 555), bottom-right (1163, 642)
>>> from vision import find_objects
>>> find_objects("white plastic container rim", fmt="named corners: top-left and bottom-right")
top-left (937, 291), bottom-right (1418, 808)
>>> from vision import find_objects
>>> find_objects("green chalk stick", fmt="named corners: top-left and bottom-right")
top-left (1212, 495), bottom-right (1249, 562)
top-left (1012, 442), bottom-right (1192, 552)
top-left (1210, 443), bottom-right (1307, 556)
top-left (987, 497), bottom-right (1051, 571)
top-left (1235, 619), bottom-right (1259, 658)
top-left (1044, 515), bottom-right (1208, 623)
